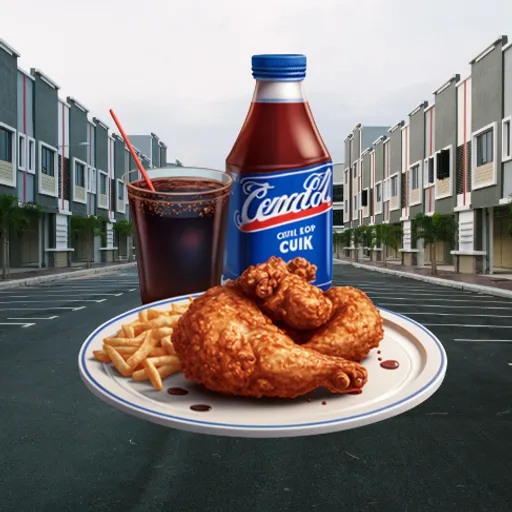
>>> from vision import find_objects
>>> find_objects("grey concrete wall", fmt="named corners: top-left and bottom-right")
top-left (0, 49), bottom-right (18, 128)
top-left (434, 81), bottom-right (458, 213)
top-left (33, 73), bottom-right (58, 210)
top-left (362, 126), bottom-right (389, 152)
top-left (409, 105), bottom-right (426, 218)
top-left (352, 129), bottom-right (360, 162)
top-left (374, 141), bottom-right (384, 182)
top-left (389, 127), bottom-right (402, 174)
top-left (95, 123), bottom-right (109, 218)
top-left (362, 152), bottom-right (371, 189)
top-left (151, 135), bottom-right (159, 167)
top-left (68, 103), bottom-right (88, 215)
top-left (160, 146), bottom-right (167, 167)
top-left (0, 47), bottom-right (18, 196)
top-left (471, 40), bottom-right (505, 208)
top-left (502, 46), bottom-right (512, 199)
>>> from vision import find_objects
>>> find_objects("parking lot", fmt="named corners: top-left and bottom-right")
top-left (0, 271), bottom-right (141, 330)
top-left (2, 264), bottom-right (511, 512)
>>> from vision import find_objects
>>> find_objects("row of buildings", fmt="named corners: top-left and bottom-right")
top-left (335, 35), bottom-right (512, 274)
top-left (0, 37), bottom-right (169, 270)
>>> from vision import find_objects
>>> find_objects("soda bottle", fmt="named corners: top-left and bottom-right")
top-left (223, 54), bottom-right (333, 290)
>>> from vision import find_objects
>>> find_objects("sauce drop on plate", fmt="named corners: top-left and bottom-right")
top-left (190, 404), bottom-right (212, 412)
top-left (380, 360), bottom-right (400, 370)
top-left (167, 387), bottom-right (189, 396)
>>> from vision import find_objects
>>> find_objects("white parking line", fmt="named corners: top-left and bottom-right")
top-left (423, 324), bottom-right (512, 328)
top-left (0, 299), bottom-right (105, 304)
top-left (0, 306), bottom-right (85, 311)
top-left (7, 316), bottom-right (59, 320)
top-left (0, 322), bottom-right (35, 328)
top-left (401, 312), bottom-right (512, 318)
top-left (3, 293), bottom-right (122, 298)
top-left (453, 339), bottom-right (512, 342)
top-left (366, 292), bottom-right (482, 297)
top-left (375, 299), bottom-right (512, 304)
top-left (380, 304), bottom-right (512, 309)
top-left (128, 288), bottom-right (137, 292)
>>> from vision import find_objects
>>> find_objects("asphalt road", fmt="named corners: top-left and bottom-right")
top-left (1, 264), bottom-right (511, 512)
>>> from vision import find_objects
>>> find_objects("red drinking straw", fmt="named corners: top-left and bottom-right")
top-left (109, 109), bottom-right (155, 192)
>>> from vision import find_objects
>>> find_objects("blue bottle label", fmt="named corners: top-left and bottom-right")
top-left (223, 161), bottom-right (333, 290)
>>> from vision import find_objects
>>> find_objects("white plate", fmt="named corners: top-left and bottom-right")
top-left (78, 293), bottom-right (447, 438)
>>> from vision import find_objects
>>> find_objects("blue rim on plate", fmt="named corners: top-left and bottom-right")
top-left (78, 292), bottom-right (447, 431)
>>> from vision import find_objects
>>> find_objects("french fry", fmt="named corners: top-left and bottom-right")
top-left (157, 362), bottom-right (181, 379)
top-left (121, 324), bottom-right (135, 338)
top-left (132, 360), bottom-right (180, 381)
top-left (103, 335), bottom-right (144, 347)
top-left (93, 350), bottom-right (110, 362)
top-left (97, 302), bottom-right (191, 391)
top-left (161, 336), bottom-right (176, 356)
top-left (147, 355), bottom-right (180, 368)
top-left (152, 327), bottom-right (173, 342)
top-left (115, 346), bottom-right (139, 355)
top-left (104, 345), bottom-right (133, 377)
top-left (126, 331), bottom-right (159, 369)
top-left (143, 359), bottom-right (163, 391)
top-left (149, 347), bottom-right (167, 357)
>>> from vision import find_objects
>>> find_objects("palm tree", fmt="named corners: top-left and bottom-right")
top-left (340, 229), bottom-right (352, 258)
top-left (414, 212), bottom-right (456, 275)
top-left (353, 225), bottom-right (369, 262)
top-left (372, 223), bottom-right (403, 267)
top-left (0, 195), bottom-right (42, 279)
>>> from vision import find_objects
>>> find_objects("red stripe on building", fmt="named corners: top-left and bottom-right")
top-left (371, 151), bottom-right (375, 224)
top-left (429, 108), bottom-right (433, 213)
top-left (61, 102), bottom-right (65, 210)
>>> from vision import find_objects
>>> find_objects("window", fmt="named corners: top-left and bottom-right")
top-left (376, 182), bottom-right (382, 202)
top-left (333, 209), bottom-right (343, 226)
top-left (344, 199), bottom-right (349, 213)
top-left (41, 146), bottom-right (55, 176)
top-left (353, 161), bottom-right (358, 178)
top-left (75, 162), bottom-right (85, 188)
top-left (391, 175), bottom-right (398, 197)
top-left (0, 127), bottom-right (13, 162)
top-left (436, 150), bottom-right (450, 180)
top-left (344, 170), bottom-right (349, 185)
top-left (333, 184), bottom-right (344, 203)
top-left (476, 128), bottom-right (493, 166)
top-left (18, 134), bottom-right (26, 170)
top-left (88, 168), bottom-right (97, 193)
top-left (100, 173), bottom-right (108, 195)
top-left (118, 181), bottom-right (125, 200)
top-left (361, 189), bottom-right (368, 207)
top-left (28, 140), bottom-right (35, 172)
top-left (427, 157), bottom-right (435, 184)
top-left (353, 195), bottom-right (358, 211)
top-left (503, 118), bottom-right (511, 160)
top-left (411, 165), bottom-right (420, 189)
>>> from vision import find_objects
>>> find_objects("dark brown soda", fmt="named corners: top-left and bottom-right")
top-left (129, 177), bottom-right (230, 304)
top-left (226, 102), bottom-right (331, 172)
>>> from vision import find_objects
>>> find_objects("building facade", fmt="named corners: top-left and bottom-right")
top-left (0, 37), bottom-right (169, 271)
top-left (341, 35), bottom-right (512, 274)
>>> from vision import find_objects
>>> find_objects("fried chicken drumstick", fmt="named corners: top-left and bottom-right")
top-left (303, 287), bottom-right (384, 362)
top-left (236, 257), bottom-right (384, 362)
top-left (172, 283), bottom-right (367, 399)
top-left (235, 256), bottom-right (333, 330)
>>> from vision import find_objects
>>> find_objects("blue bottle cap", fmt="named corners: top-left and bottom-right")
top-left (251, 54), bottom-right (307, 81)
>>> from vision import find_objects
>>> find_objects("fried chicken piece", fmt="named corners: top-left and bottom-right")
top-left (172, 283), bottom-right (367, 399)
top-left (303, 287), bottom-right (384, 362)
top-left (235, 256), bottom-right (333, 330)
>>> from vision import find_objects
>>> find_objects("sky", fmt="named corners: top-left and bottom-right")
top-left (2, 0), bottom-right (512, 168)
